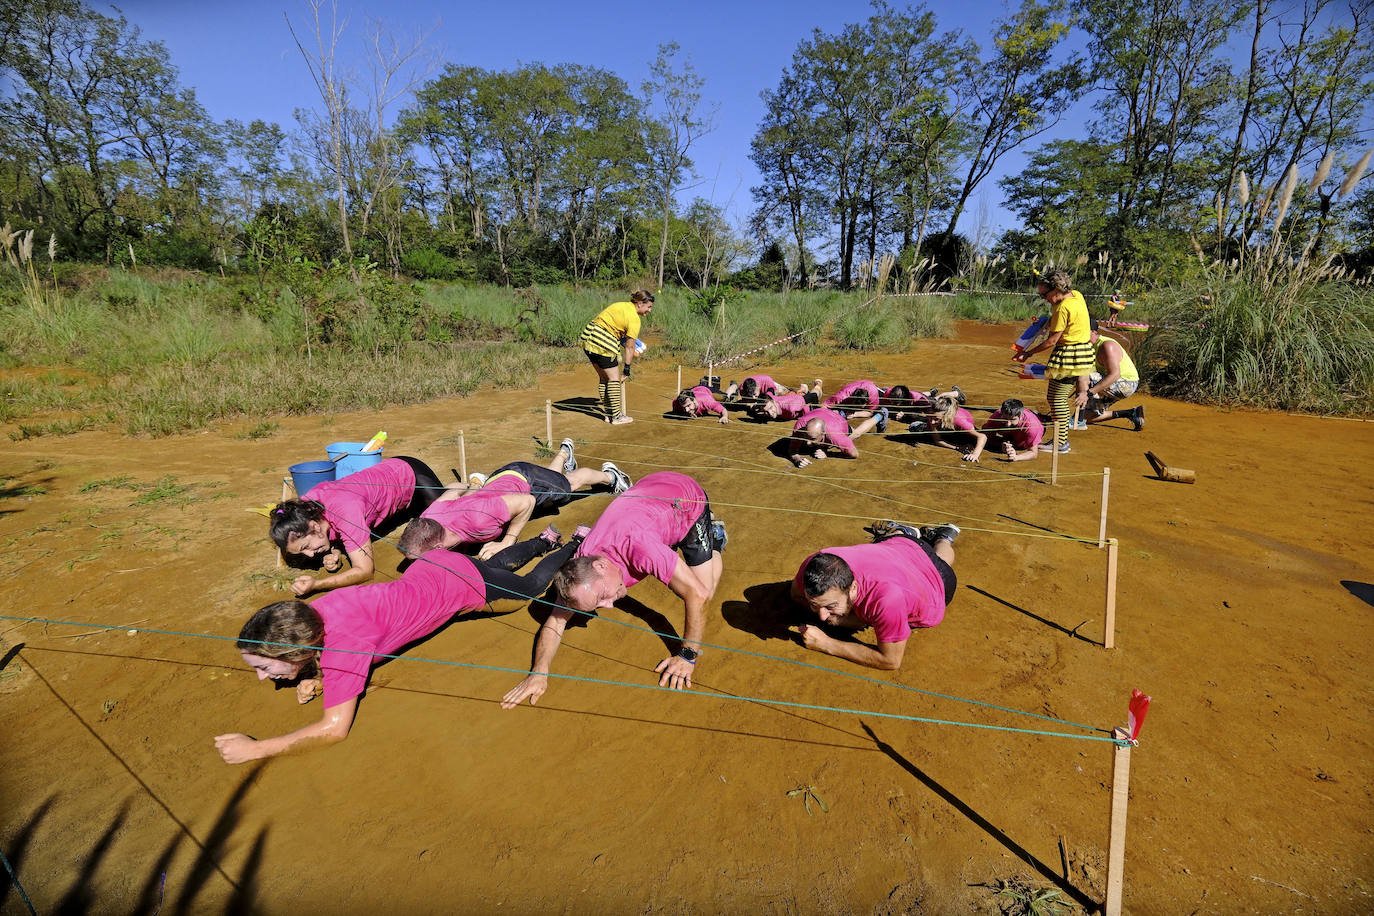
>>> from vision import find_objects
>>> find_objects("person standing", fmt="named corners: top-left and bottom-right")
top-left (1015, 269), bottom-right (1091, 453)
top-left (580, 290), bottom-right (653, 424)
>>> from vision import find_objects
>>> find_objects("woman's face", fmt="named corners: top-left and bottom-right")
top-left (285, 519), bottom-right (330, 557)
top-left (241, 652), bottom-right (308, 681)
top-left (635, 299), bottom-right (654, 316)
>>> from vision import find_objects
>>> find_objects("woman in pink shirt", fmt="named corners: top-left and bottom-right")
top-left (215, 533), bottom-right (579, 764)
top-left (921, 392), bottom-right (987, 463)
top-left (270, 456), bottom-right (444, 597)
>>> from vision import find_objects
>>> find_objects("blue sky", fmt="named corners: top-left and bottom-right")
top-left (104, 0), bottom-right (1041, 241)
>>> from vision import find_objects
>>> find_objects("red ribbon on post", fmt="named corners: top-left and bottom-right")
top-left (1126, 688), bottom-right (1152, 743)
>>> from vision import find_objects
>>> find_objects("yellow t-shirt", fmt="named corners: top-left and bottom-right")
top-left (591, 301), bottom-right (641, 342)
top-left (1046, 290), bottom-right (1090, 344)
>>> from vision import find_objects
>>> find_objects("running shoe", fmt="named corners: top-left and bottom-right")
top-left (907, 419), bottom-right (928, 433)
top-left (922, 523), bottom-right (961, 546)
top-left (864, 519), bottom-right (921, 542)
top-left (572, 525), bottom-right (592, 542)
top-left (710, 518), bottom-right (728, 553)
top-left (468, 472), bottom-right (488, 487)
top-left (560, 437), bottom-right (577, 474)
top-left (537, 524), bottom-right (562, 550)
top-left (603, 462), bottom-right (632, 493)
top-left (875, 406), bottom-right (890, 434)
top-left (952, 385), bottom-right (966, 405)
top-left (1131, 406), bottom-right (1145, 431)
top-left (1037, 441), bottom-right (1072, 454)
top-left (1070, 418), bottom-right (1088, 430)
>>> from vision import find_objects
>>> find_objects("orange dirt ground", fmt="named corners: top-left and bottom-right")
top-left (1, 321), bottom-right (1371, 914)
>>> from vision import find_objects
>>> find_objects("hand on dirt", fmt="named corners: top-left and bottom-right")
top-left (793, 456), bottom-right (811, 468)
top-left (794, 624), bottom-right (829, 652)
top-left (654, 655), bottom-right (695, 691)
top-left (500, 674), bottom-right (548, 709)
top-left (214, 733), bottom-right (260, 764)
top-left (290, 575), bottom-right (318, 597)
top-left (718, 414), bottom-right (729, 424)
top-left (962, 452), bottom-right (980, 463)
top-left (297, 678), bottom-right (322, 705)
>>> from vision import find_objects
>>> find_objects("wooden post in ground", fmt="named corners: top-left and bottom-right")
top-left (276, 476), bottom-right (292, 568)
top-left (676, 365), bottom-right (681, 395)
top-left (1105, 725), bottom-right (1133, 916)
top-left (458, 430), bottom-right (468, 483)
top-left (1103, 538), bottom-right (1119, 649)
top-left (545, 400), bottom-right (553, 449)
top-left (1098, 467), bottom-right (1111, 548)
top-left (1051, 421), bottom-right (1061, 485)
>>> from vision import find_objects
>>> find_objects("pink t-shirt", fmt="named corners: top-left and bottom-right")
top-left (982, 410), bottom-right (1044, 451)
top-left (792, 539), bottom-right (946, 644)
top-left (421, 492), bottom-right (511, 543)
top-left (576, 471), bottom-right (705, 587)
top-left (481, 470), bottom-right (533, 496)
top-left (792, 408), bottom-right (856, 457)
top-left (744, 375), bottom-right (780, 396)
top-left (673, 385), bottom-right (725, 418)
top-left (312, 458), bottom-right (417, 554)
top-left (825, 380), bottom-right (880, 409)
top-left (312, 549), bottom-right (486, 707)
top-left (949, 408), bottom-right (976, 433)
top-left (767, 393), bottom-right (809, 420)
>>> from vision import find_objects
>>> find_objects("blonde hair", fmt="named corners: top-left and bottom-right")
top-left (931, 393), bottom-right (961, 430)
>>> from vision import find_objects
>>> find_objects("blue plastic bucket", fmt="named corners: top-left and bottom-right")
top-left (289, 459), bottom-right (335, 496)
top-left (326, 441), bottom-right (384, 479)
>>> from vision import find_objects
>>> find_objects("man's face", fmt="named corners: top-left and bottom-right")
top-left (241, 652), bottom-right (307, 681)
top-left (763, 399), bottom-right (781, 419)
top-left (285, 520), bottom-right (330, 557)
top-left (567, 561), bottom-right (627, 612)
top-left (805, 586), bottom-right (854, 624)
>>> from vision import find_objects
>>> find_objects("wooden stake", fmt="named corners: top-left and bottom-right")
top-left (458, 430), bottom-right (468, 483)
top-left (1105, 725), bottom-right (1132, 916)
top-left (1051, 421), bottom-right (1061, 485)
top-left (1104, 538), bottom-right (1119, 649)
top-left (545, 399), bottom-right (553, 449)
top-left (1098, 467), bottom-right (1111, 548)
top-left (676, 364), bottom-right (681, 395)
top-left (276, 476), bottom-right (292, 568)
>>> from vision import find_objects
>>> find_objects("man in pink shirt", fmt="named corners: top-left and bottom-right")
top-left (751, 379), bottom-right (823, 422)
top-left (981, 398), bottom-right (1045, 461)
top-left (215, 532), bottom-right (580, 763)
top-left (787, 406), bottom-right (887, 468)
top-left (790, 523), bottom-right (959, 670)
top-left (397, 439), bottom-right (630, 558)
top-left (671, 385), bottom-right (731, 424)
top-left (500, 471), bottom-right (725, 706)
top-left (825, 379), bottom-right (882, 410)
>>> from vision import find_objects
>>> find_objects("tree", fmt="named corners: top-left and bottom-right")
top-left (642, 42), bottom-right (716, 288)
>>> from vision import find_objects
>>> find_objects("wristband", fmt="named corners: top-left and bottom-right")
top-left (678, 645), bottom-right (700, 664)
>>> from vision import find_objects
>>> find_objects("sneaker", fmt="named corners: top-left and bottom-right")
top-left (1037, 441), bottom-right (1072, 454)
top-left (468, 472), bottom-right (488, 487)
top-left (923, 523), bottom-right (961, 546)
top-left (559, 437), bottom-right (577, 474)
top-left (603, 462), bottom-right (632, 493)
top-left (864, 519), bottom-right (921, 542)
top-left (710, 518), bottom-right (728, 553)
top-left (537, 524), bottom-right (562, 550)
top-left (907, 419), bottom-right (928, 433)
top-left (1070, 418), bottom-right (1088, 430)
top-left (610, 415), bottom-right (634, 425)
top-left (572, 524), bottom-right (592, 542)
top-left (926, 388), bottom-right (940, 400)
top-left (1131, 406), bottom-right (1145, 432)
top-left (875, 406), bottom-right (890, 434)
top-left (952, 385), bottom-right (966, 405)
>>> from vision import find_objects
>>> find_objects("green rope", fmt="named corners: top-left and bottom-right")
top-left (0, 614), bottom-right (1125, 746)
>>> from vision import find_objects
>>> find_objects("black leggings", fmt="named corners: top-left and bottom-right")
top-left (396, 456), bottom-right (444, 514)
top-left (475, 538), bottom-right (578, 603)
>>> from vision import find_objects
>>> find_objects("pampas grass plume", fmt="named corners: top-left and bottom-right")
top-left (1339, 148), bottom-right (1373, 197)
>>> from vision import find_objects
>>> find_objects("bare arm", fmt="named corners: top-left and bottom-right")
top-left (1089, 342), bottom-right (1122, 397)
top-left (292, 543), bottom-right (375, 596)
top-left (653, 557), bottom-right (711, 690)
top-left (963, 429), bottom-right (988, 463)
top-left (1018, 329), bottom-right (1063, 361)
top-left (214, 697), bottom-right (358, 763)
top-left (795, 626), bottom-right (907, 670)
top-left (477, 494), bottom-right (537, 561)
top-left (500, 607), bottom-right (574, 708)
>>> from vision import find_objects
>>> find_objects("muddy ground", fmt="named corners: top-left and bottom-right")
top-left (1, 322), bottom-right (1371, 914)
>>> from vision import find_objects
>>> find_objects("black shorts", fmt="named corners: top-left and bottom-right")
top-left (396, 456), bottom-right (443, 514)
top-left (585, 349), bottom-right (619, 370)
top-left (673, 497), bottom-right (720, 567)
top-left (804, 391), bottom-right (820, 406)
top-left (488, 462), bottom-right (574, 510)
top-left (875, 532), bottom-right (957, 605)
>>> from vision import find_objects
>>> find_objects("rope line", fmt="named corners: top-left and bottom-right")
top-left (0, 615), bottom-right (1124, 744)
top-left (709, 292), bottom-right (884, 368)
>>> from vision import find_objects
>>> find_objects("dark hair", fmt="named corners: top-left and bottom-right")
top-left (552, 555), bottom-right (601, 600)
top-left (237, 600), bottom-right (323, 676)
top-left (740, 378), bottom-right (760, 400)
top-left (671, 390), bottom-right (695, 415)
top-left (802, 553), bottom-right (854, 597)
top-left (1040, 268), bottom-right (1072, 292)
top-left (270, 499), bottom-right (327, 550)
top-left (398, 517), bottom-right (445, 557)
top-left (883, 384), bottom-right (914, 407)
top-left (630, 290), bottom-right (655, 304)
top-left (1000, 398), bottom-right (1024, 419)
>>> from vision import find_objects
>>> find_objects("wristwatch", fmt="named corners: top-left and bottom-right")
top-left (678, 646), bottom-right (700, 664)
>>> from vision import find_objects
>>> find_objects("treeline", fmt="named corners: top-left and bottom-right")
top-left (1, 0), bottom-right (1372, 292)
